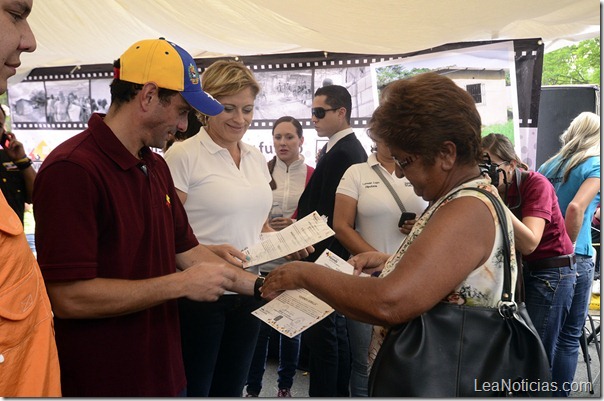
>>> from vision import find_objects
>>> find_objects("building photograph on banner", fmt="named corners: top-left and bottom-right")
top-left (370, 41), bottom-right (520, 150)
top-left (313, 66), bottom-right (373, 119)
top-left (7, 81), bottom-right (46, 124)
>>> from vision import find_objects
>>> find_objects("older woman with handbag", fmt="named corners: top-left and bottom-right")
top-left (261, 72), bottom-right (551, 396)
top-left (333, 138), bottom-right (427, 396)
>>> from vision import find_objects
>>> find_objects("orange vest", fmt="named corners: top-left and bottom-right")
top-left (0, 193), bottom-right (61, 396)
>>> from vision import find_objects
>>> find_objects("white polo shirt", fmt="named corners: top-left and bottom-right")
top-left (336, 153), bottom-right (428, 254)
top-left (165, 128), bottom-right (272, 275)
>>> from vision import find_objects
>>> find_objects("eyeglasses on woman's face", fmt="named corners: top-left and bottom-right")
top-left (492, 160), bottom-right (510, 169)
top-left (392, 155), bottom-right (416, 171)
top-left (311, 107), bottom-right (339, 119)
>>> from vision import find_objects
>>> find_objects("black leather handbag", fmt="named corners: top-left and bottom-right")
top-left (368, 188), bottom-right (552, 397)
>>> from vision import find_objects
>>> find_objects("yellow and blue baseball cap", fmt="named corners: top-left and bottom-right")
top-left (118, 38), bottom-right (223, 116)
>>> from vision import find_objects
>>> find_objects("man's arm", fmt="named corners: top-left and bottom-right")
top-left (2, 132), bottom-right (35, 203)
top-left (19, 163), bottom-right (35, 203)
top-left (46, 244), bottom-right (259, 320)
top-left (44, 268), bottom-right (230, 319)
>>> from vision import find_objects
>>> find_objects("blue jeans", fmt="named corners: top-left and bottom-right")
top-left (551, 255), bottom-right (594, 397)
top-left (179, 295), bottom-right (262, 397)
top-left (26, 233), bottom-right (36, 257)
top-left (523, 262), bottom-right (577, 364)
top-left (302, 312), bottom-right (350, 397)
top-left (246, 322), bottom-right (301, 394)
top-left (346, 318), bottom-right (372, 397)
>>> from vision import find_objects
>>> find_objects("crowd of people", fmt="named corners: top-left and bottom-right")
top-left (46, 92), bottom-right (93, 123)
top-left (1, 0), bottom-right (600, 397)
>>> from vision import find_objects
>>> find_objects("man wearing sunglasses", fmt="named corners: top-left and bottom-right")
top-left (295, 84), bottom-right (367, 397)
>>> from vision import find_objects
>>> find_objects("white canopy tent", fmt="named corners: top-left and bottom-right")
top-left (11, 0), bottom-right (601, 83)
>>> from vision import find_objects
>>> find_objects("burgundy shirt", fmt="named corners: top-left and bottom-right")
top-left (505, 170), bottom-right (574, 262)
top-left (34, 113), bottom-right (198, 396)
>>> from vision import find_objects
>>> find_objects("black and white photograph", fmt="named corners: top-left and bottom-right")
top-left (45, 80), bottom-right (91, 124)
top-left (314, 66), bottom-right (372, 119)
top-left (90, 78), bottom-right (112, 115)
top-left (254, 70), bottom-right (312, 120)
top-left (7, 81), bottom-right (47, 123)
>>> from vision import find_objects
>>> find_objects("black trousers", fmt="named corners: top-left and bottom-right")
top-left (302, 311), bottom-right (351, 397)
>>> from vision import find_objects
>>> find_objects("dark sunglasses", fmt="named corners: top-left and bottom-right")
top-left (311, 107), bottom-right (339, 119)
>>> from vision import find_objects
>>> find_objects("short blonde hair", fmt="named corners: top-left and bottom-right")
top-left (197, 60), bottom-right (260, 123)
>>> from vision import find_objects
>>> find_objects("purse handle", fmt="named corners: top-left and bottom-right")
top-left (371, 164), bottom-right (407, 213)
top-left (459, 188), bottom-right (515, 314)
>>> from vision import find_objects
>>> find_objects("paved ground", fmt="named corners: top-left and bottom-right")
top-left (258, 310), bottom-right (601, 397)
top-left (570, 309), bottom-right (601, 397)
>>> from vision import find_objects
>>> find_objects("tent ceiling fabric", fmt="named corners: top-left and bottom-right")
top-left (14, 0), bottom-right (600, 80)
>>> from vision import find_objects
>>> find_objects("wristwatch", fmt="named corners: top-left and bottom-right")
top-left (13, 156), bottom-right (32, 170)
top-left (254, 276), bottom-right (265, 300)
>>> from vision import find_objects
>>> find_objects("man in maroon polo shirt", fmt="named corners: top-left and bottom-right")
top-left (32, 38), bottom-right (277, 397)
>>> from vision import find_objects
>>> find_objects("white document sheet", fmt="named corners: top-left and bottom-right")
top-left (242, 211), bottom-right (334, 268)
top-left (252, 249), bottom-right (353, 338)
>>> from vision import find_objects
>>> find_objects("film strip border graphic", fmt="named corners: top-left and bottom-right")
top-left (249, 118), bottom-right (372, 129)
top-left (12, 39), bottom-right (543, 130)
top-left (21, 56), bottom-right (395, 81)
top-left (15, 55), bottom-right (394, 130)
top-left (13, 71), bottom-right (114, 130)
top-left (24, 71), bottom-right (114, 82)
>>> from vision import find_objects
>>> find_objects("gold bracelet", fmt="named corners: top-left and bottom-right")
top-left (14, 158), bottom-right (32, 170)
top-left (13, 157), bottom-right (30, 164)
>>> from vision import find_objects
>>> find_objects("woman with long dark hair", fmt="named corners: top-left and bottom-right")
top-left (482, 133), bottom-right (576, 386)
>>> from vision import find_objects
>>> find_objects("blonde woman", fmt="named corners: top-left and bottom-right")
top-left (165, 61), bottom-right (310, 397)
top-left (538, 112), bottom-right (600, 396)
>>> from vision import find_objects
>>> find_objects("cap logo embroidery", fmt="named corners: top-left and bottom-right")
top-left (188, 64), bottom-right (199, 85)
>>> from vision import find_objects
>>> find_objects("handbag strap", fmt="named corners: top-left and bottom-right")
top-left (459, 187), bottom-right (514, 305)
top-left (371, 164), bottom-right (406, 213)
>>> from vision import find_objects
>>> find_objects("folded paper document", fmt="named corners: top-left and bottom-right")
top-left (252, 249), bottom-right (353, 338)
top-left (242, 211), bottom-right (334, 268)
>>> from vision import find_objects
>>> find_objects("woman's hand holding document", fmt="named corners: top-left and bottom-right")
top-left (251, 249), bottom-right (352, 338)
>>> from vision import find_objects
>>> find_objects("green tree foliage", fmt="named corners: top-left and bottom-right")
top-left (0, 93), bottom-right (9, 129)
top-left (542, 38), bottom-right (600, 85)
top-left (376, 65), bottom-right (430, 89)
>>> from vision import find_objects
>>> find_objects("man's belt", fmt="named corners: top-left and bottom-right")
top-left (525, 254), bottom-right (576, 270)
